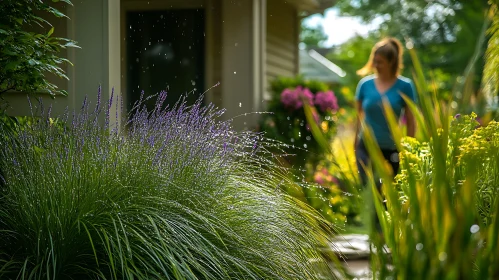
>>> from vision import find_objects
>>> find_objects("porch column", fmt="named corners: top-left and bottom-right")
top-left (220, 0), bottom-right (266, 130)
top-left (67, 0), bottom-right (121, 127)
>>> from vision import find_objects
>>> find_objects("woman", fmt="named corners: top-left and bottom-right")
top-left (354, 37), bottom-right (417, 186)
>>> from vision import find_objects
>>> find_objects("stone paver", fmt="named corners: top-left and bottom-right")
top-left (330, 234), bottom-right (371, 260)
top-left (324, 234), bottom-right (372, 279)
top-left (342, 259), bottom-right (371, 279)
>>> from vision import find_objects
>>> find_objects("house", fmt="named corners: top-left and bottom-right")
top-left (299, 48), bottom-right (346, 86)
top-left (4, 0), bottom-right (334, 130)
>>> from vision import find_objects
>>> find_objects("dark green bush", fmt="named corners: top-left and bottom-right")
top-left (0, 0), bottom-right (78, 96)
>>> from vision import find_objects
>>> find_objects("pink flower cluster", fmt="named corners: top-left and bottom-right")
top-left (313, 168), bottom-right (339, 187)
top-left (314, 91), bottom-right (338, 112)
top-left (280, 87), bottom-right (338, 112)
top-left (280, 86), bottom-right (314, 110)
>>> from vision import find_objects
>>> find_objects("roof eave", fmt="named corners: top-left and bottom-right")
top-left (288, 0), bottom-right (337, 17)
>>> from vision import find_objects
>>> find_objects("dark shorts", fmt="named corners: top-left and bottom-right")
top-left (355, 140), bottom-right (399, 187)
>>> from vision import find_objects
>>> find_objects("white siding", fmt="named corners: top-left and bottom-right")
top-left (266, 0), bottom-right (299, 97)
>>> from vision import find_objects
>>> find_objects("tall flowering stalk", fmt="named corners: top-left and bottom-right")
top-left (0, 89), bottom-right (339, 279)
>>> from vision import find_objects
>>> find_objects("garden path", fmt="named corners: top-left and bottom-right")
top-left (330, 124), bottom-right (372, 278)
top-left (329, 234), bottom-right (371, 279)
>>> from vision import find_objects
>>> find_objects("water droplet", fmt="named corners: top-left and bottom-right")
top-left (438, 252), bottom-right (447, 262)
top-left (303, 144), bottom-right (307, 149)
top-left (239, 103), bottom-right (242, 107)
top-left (235, 43), bottom-right (238, 46)
top-left (406, 40), bottom-right (414, 49)
top-left (234, 71), bottom-right (237, 74)
top-left (416, 243), bottom-right (423, 251)
top-left (149, 42), bottom-right (151, 45)
top-left (470, 224), bottom-right (480, 233)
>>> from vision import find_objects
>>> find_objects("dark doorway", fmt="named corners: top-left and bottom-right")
top-left (126, 9), bottom-right (205, 111)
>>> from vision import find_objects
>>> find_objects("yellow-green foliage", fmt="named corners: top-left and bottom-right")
top-left (458, 120), bottom-right (499, 164)
top-left (396, 115), bottom-right (499, 224)
top-left (364, 44), bottom-right (499, 278)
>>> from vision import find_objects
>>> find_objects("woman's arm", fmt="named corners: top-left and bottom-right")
top-left (405, 105), bottom-right (415, 137)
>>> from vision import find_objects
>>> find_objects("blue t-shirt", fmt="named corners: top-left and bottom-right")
top-left (355, 75), bottom-right (417, 149)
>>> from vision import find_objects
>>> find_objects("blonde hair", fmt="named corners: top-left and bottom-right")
top-left (357, 37), bottom-right (404, 77)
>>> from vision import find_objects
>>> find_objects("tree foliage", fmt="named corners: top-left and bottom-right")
top-left (300, 23), bottom-right (328, 48)
top-left (335, 0), bottom-right (489, 96)
top-left (336, 0), bottom-right (488, 45)
top-left (0, 0), bottom-right (78, 97)
top-left (326, 34), bottom-right (379, 91)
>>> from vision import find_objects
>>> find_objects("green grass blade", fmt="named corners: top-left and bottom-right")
top-left (303, 103), bottom-right (330, 153)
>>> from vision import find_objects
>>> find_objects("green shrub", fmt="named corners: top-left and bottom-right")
top-left (0, 0), bottom-right (78, 96)
top-left (259, 76), bottom-right (339, 170)
top-left (258, 77), bottom-right (359, 227)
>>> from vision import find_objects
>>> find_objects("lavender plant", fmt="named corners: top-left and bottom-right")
top-left (0, 90), bottom-right (339, 279)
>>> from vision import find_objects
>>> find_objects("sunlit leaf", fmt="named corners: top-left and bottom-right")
top-left (401, 94), bottom-right (428, 140)
top-left (47, 6), bottom-right (68, 18)
top-left (302, 103), bottom-right (330, 153)
top-left (483, 4), bottom-right (499, 100)
top-left (53, 0), bottom-right (73, 4)
top-left (47, 27), bottom-right (54, 37)
top-left (62, 41), bottom-right (80, 48)
top-left (382, 97), bottom-right (403, 152)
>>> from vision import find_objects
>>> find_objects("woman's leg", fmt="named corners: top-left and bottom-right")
top-left (373, 149), bottom-right (400, 233)
top-left (381, 149), bottom-right (400, 178)
top-left (355, 141), bottom-right (370, 187)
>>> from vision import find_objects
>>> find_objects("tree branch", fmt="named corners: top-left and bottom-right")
top-left (0, 84), bottom-right (16, 95)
